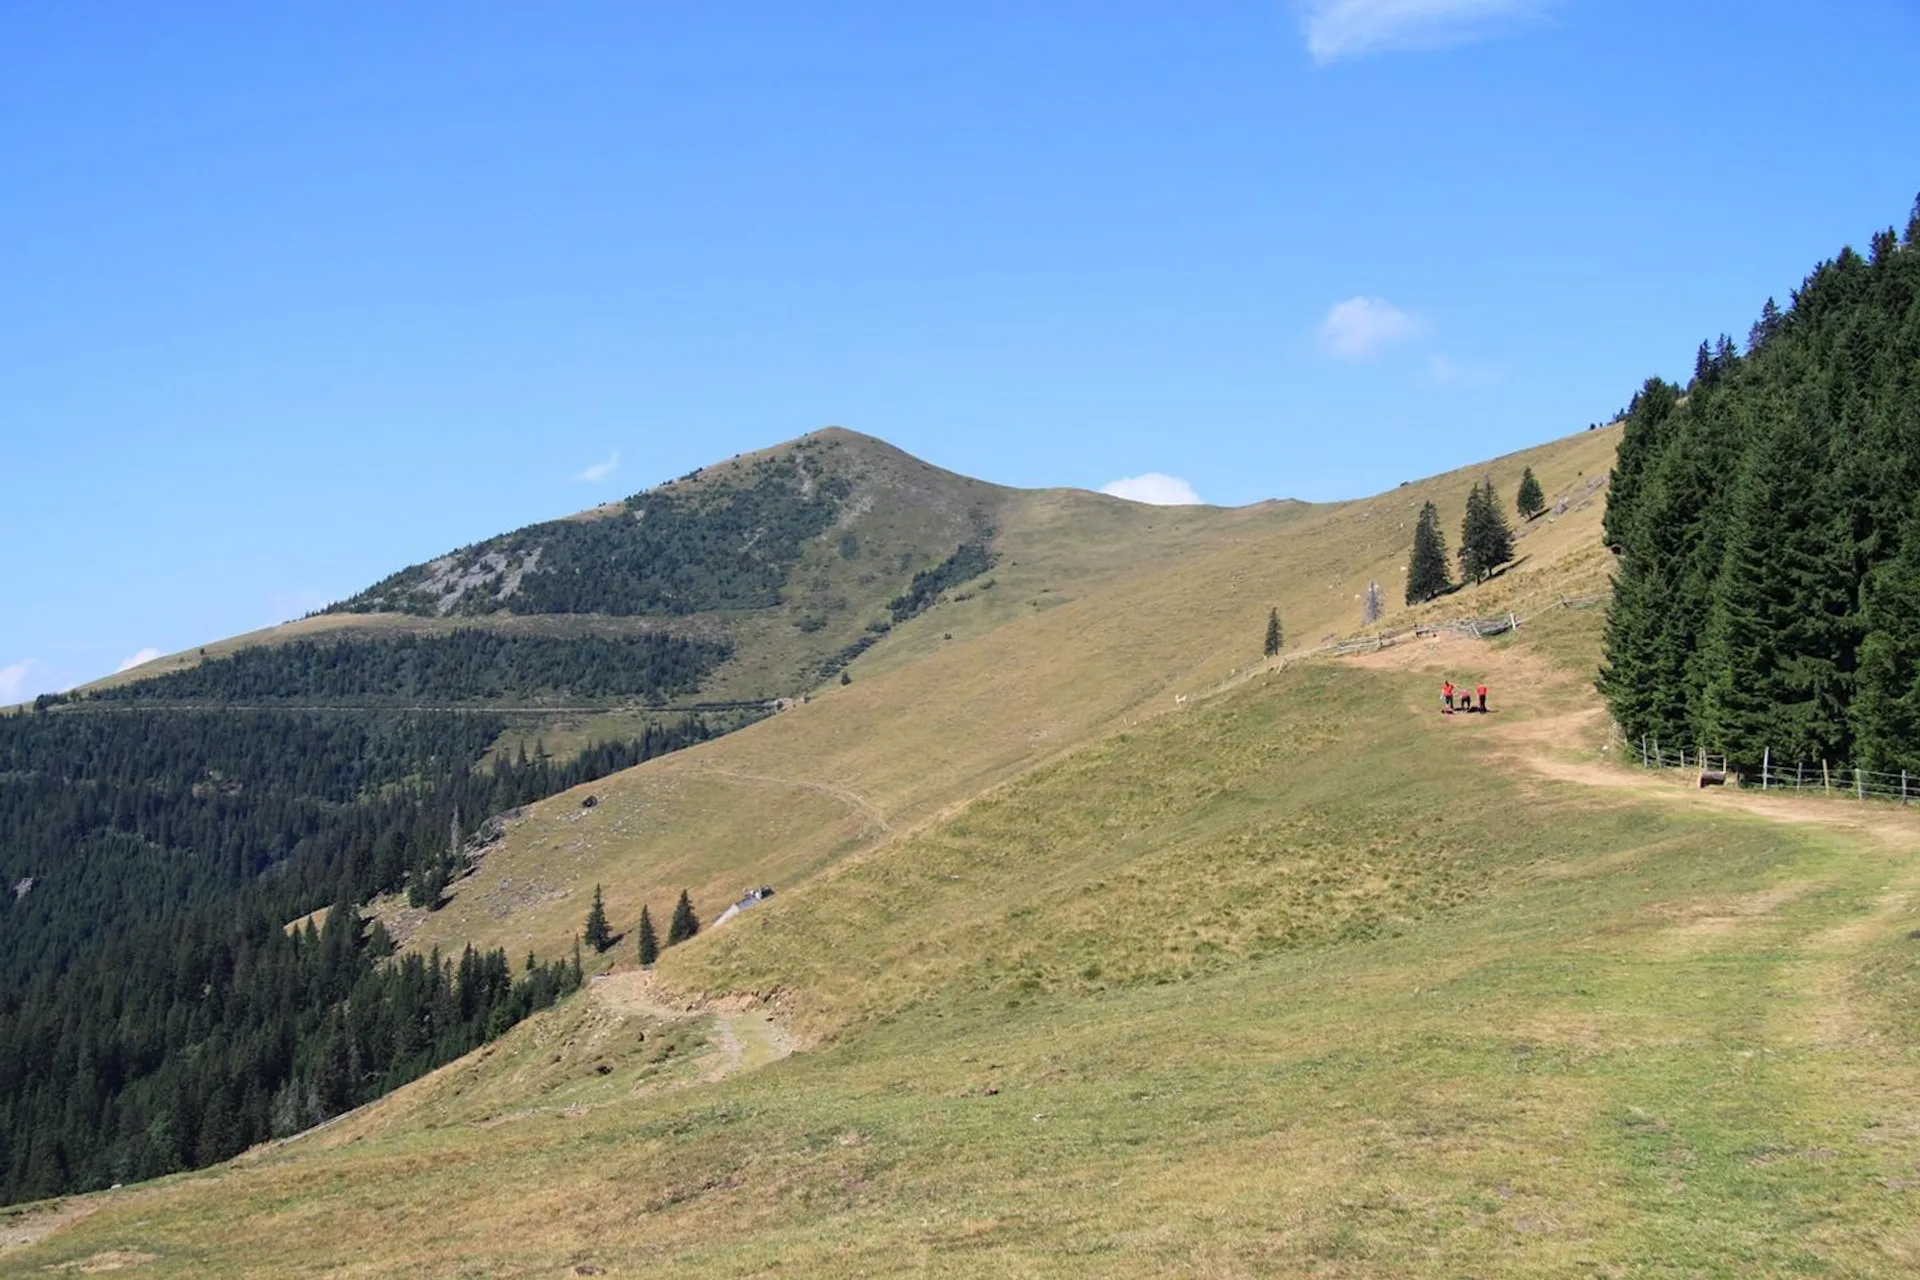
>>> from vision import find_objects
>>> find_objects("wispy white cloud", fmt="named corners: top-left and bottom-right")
top-left (1100, 473), bottom-right (1204, 506)
top-left (1300, 0), bottom-right (1548, 63)
top-left (1421, 353), bottom-right (1506, 387)
top-left (575, 451), bottom-right (620, 484)
top-left (0, 660), bottom-right (31, 704)
top-left (115, 647), bottom-right (163, 674)
top-left (1319, 296), bottom-right (1422, 361)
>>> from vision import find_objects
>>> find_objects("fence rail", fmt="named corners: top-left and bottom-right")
top-left (1318, 612), bottom-right (1522, 658)
top-left (1636, 736), bottom-right (1919, 804)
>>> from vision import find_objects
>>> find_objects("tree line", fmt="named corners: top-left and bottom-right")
top-left (1600, 197), bottom-right (1920, 773)
top-left (84, 630), bottom-right (731, 705)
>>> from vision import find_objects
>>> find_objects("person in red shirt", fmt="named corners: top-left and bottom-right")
top-left (1476, 683), bottom-right (1488, 713)
top-left (1442, 680), bottom-right (1455, 713)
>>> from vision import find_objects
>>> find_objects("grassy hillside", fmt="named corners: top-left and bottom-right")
top-left (388, 423), bottom-right (1622, 965)
top-left (13, 592), bottom-right (1920, 1275)
top-left (28, 422), bottom-right (1914, 1278)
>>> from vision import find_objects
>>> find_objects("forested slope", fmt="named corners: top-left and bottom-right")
top-left (1601, 197), bottom-right (1920, 772)
top-left (0, 705), bottom-right (720, 1203)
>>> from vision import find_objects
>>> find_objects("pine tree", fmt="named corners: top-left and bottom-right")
top-left (1361, 581), bottom-right (1382, 626)
top-left (1405, 501), bottom-right (1452, 604)
top-left (636, 905), bottom-right (660, 967)
top-left (1748, 297), bottom-right (1783, 352)
top-left (1515, 467), bottom-right (1545, 521)
top-left (1856, 522), bottom-right (1920, 775)
top-left (667, 890), bottom-right (699, 946)
top-left (1458, 480), bottom-right (1515, 584)
top-left (1604, 377), bottom-right (1681, 552)
top-left (583, 884), bottom-right (612, 952)
top-left (1263, 608), bottom-right (1282, 658)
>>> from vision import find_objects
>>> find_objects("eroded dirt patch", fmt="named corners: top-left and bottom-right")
top-left (0, 1199), bottom-right (102, 1253)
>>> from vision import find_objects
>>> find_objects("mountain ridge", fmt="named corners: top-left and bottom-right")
top-left (76, 427), bottom-right (1286, 706)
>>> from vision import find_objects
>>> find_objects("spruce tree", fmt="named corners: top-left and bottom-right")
top-left (667, 890), bottom-right (699, 945)
top-left (1458, 480), bottom-right (1515, 584)
top-left (636, 904), bottom-right (660, 966)
top-left (1361, 581), bottom-right (1382, 626)
top-left (1405, 501), bottom-right (1452, 604)
top-left (1515, 467), bottom-right (1545, 521)
top-left (1603, 377), bottom-right (1681, 552)
top-left (1263, 608), bottom-right (1282, 658)
top-left (583, 884), bottom-right (612, 952)
top-left (1854, 507), bottom-right (1920, 774)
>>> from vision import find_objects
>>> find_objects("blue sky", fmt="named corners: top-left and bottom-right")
top-left (4, 0), bottom-right (1918, 700)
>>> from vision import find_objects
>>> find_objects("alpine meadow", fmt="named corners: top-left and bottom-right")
top-left (9, 4), bottom-right (1920, 1273)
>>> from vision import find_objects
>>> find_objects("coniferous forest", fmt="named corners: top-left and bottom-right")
top-left (1601, 198), bottom-right (1920, 773)
top-left (0, 704), bottom-right (723, 1203)
top-left (86, 630), bottom-right (731, 706)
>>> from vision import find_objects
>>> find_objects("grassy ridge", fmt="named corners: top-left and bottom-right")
top-left (392, 424), bottom-right (1623, 968)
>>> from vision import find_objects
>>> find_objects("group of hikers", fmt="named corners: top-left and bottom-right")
top-left (1441, 679), bottom-right (1489, 715)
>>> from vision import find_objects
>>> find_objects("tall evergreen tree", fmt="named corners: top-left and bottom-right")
top-left (1405, 501), bottom-right (1453, 604)
top-left (1603, 377), bottom-right (1681, 551)
top-left (1515, 467), bottom-right (1545, 521)
top-left (1854, 505), bottom-right (1920, 774)
top-left (583, 884), bottom-right (612, 952)
top-left (1361, 581), bottom-right (1383, 626)
top-left (1458, 480), bottom-right (1515, 584)
top-left (635, 904), bottom-right (660, 966)
top-left (667, 890), bottom-right (700, 945)
top-left (1263, 608), bottom-right (1282, 658)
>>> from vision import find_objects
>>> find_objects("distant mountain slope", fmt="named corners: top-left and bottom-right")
top-left (0, 425), bottom-right (1288, 1206)
top-left (332, 433), bottom-right (882, 618)
top-left (392, 424), bottom-right (1623, 971)
top-left (82, 428), bottom-right (1278, 707)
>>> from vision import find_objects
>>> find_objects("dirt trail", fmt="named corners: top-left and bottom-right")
top-left (1341, 631), bottom-right (1920, 847)
top-left (696, 765), bottom-right (892, 836)
top-left (1339, 630), bottom-right (1920, 1074)
top-left (589, 970), bottom-right (797, 1082)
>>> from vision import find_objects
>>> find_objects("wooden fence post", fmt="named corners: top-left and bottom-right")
top-left (1903, 771), bottom-right (1908, 806)
top-left (1762, 746), bottom-right (1770, 791)
top-left (1642, 736), bottom-right (1649, 768)
top-left (1822, 760), bottom-right (1831, 794)
top-left (1857, 768), bottom-right (1864, 801)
